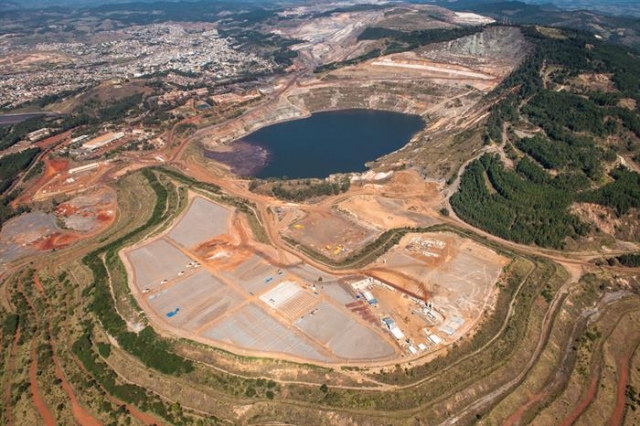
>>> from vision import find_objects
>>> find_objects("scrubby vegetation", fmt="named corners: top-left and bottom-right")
top-left (484, 26), bottom-right (640, 145)
top-left (270, 178), bottom-right (351, 201)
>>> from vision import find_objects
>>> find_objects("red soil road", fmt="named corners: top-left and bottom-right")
top-left (124, 406), bottom-right (163, 426)
top-left (70, 349), bottom-right (165, 426)
top-left (34, 130), bottom-right (72, 151)
top-left (10, 134), bottom-right (71, 208)
top-left (33, 275), bottom-right (45, 295)
top-left (608, 354), bottom-right (631, 426)
top-left (559, 374), bottom-right (600, 426)
top-left (29, 344), bottom-right (56, 426)
top-left (32, 233), bottom-right (79, 252)
top-left (103, 392), bottom-right (164, 426)
top-left (53, 357), bottom-right (103, 426)
top-left (3, 326), bottom-right (21, 426)
top-left (503, 391), bottom-right (547, 426)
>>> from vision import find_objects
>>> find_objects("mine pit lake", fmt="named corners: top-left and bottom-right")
top-left (206, 109), bottom-right (425, 179)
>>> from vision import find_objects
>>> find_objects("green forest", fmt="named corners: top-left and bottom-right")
top-left (453, 26), bottom-right (640, 249)
top-left (451, 154), bottom-right (589, 248)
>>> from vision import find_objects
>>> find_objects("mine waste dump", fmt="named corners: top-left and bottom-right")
top-left (206, 109), bottom-right (425, 179)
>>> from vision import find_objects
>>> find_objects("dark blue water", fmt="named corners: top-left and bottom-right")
top-left (243, 109), bottom-right (424, 179)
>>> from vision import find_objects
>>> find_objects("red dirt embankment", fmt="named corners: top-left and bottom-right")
top-left (29, 344), bottom-right (56, 426)
top-left (35, 275), bottom-right (162, 425)
top-left (54, 359), bottom-right (103, 426)
top-left (608, 354), bottom-right (631, 426)
top-left (559, 373), bottom-right (600, 426)
top-left (503, 392), bottom-right (546, 426)
top-left (24, 276), bottom-right (56, 426)
top-left (32, 233), bottom-right (78, 251)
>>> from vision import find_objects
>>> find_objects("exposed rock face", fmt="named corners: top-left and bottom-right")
top-left (213, 99), bottom-right (305, 145)
top-left (418, 26), bottom-right (528, 77)
top-left (286, 83), bottom-right (444, 116)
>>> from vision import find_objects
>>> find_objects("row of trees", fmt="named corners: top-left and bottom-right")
top-left (515, 134), bottom-right (608, 180)
top-left (453, 153), bottom-right (640, 249)
top-left (579, 167), bottom-right (640, 216)
top-left (451, 154), bottom-right (590, 248)
top-left (357, 26), bottom-right (484, 49)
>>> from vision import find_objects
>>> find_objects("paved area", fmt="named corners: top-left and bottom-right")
top-left (223, 255), bottom-right (282, 294)
top-left (295, 300), bottom-right (395, 360)
top-left (148, 270), bottom-right (244, 330)
top-left (127, 238), bottom-right (193, 291)
top-left (202, 303), bottom-right (333, 362)
top-left (168, 197), bottom-right (230, 248)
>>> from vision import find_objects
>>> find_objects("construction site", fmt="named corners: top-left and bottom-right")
top-left (120, 191), bottom-right (510, 365)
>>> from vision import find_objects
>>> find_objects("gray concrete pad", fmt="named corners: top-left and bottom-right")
top-left (148, 270), bottom-right (243, 330)
top-left (433, 251), bottom-right (503, 292)
top-left (295, 300), bottom-right (395, 361)
top-left (222, 255), bottom-right (281, 295)
top-left (259, 281), bottom-right (303, 308)
top-left (127, 238), bottom-right (193, 291)
top-left (322, 283), bottom-right (357, 305)
top-left (202, 303), bottom-right (332, 362)
top-left (168, 197), bottom-right (230, 248)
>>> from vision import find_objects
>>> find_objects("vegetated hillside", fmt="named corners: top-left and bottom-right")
top-left (451, 26), bottom-right (640, 249)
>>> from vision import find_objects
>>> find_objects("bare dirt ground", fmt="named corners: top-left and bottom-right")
top-left (335, 172), bottom-right (444, 229)
top-left (285, 209), bottom-right (379, 260)
top-left (365, 232), bottom-right (508, 348)
top-left (0, 52), bottom-right (71, 73)
top-left (56, 186), bottom-right (117, 233)
top-left (279, 10), bottom-right (384, 66)
top-left (0, 211), bottom-right (61, 264)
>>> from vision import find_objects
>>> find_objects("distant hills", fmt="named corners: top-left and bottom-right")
top-left (2, 0), bottom-right (640, 19)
